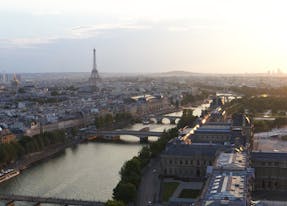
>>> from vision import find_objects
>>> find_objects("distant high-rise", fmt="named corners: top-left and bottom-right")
top-left (0, 71), bottom-right (7, 83)
top-left (11, 73), bottom-right (20, 88)
top-left (89, 48), bottom-right (100, 86)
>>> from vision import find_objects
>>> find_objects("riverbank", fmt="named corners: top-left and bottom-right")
top-left (5, 140), bottom-right (78, 173)
top-left (0, 113), bottom-right (180, 201)
top-left (0, 139), bottom-right (143, 202)
top-left (1, 122), bottom-right (173, 185)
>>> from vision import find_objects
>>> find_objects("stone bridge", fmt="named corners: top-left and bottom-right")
top-left (146, 115), bottom-right (181, 124)
top-left (89, 130), bottom-right (163, 142)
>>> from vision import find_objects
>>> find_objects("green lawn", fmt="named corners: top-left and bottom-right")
top-left (162, 182), bottom-right (179, 202)
top-left (178, 189), bottom-right (201, 199)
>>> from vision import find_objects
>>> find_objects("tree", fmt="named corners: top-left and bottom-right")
top-left (51, 90), bottom-right (59, 96)
top-left (71, 127), bottom-right (78, 136)
top-left (113, 181), bottom-right (137, 203)
top-left (120, 157), bottom-right (141, 187)
top-left (105, 200), bottom-right (125, 206)
top-left (177, 109), bottom-right (197, 129)
top-left (104, 114), bottom-right (114, 127)
top-left (138, 146), bottom-right (151, 167)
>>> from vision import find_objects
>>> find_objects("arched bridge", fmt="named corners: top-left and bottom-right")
top-left (0, 194), bottom-right (104, 206)
top-left (89, 130), bottom-right (163, 142)
top-left (147, 115), bottom-right (181, 124)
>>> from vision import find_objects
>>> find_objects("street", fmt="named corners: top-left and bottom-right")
top-left (137, 156), bottom-right (161, 206)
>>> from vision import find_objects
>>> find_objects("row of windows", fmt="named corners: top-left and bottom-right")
top-left (260, 161), bottom-right (281, 167)
top-left (197, 135), bottom-right (229, 139)
top-left (256, 168), bottom-right (287, 177)
top-left (164, 168), bottom-right (203, 177)
top-left (165, 159), bottom-right (213, 166)
top-left (258, 180), bottom-right (287, 190)
top-left (192, 136), bottom-right (230, 142)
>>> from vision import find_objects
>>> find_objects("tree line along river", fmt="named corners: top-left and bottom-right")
top-left (0, 103), bottom-right (209, 205)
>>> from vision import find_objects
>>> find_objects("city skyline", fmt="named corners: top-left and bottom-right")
top-left (1, 0), bottom-right (287, 74)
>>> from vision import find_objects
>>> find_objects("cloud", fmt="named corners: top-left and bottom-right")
top-left (70, 23), bottom-right (151, 38)
top-left (0, 18), bottom-right (219, 48)
top-left (31, 10), bottom-right (62, 16)
top-left (167, 26), bottom-right (190, 32)
top-left (0, 37), bottom-right (60, 48)
top-left (0, 22), bottom-right (151, 48)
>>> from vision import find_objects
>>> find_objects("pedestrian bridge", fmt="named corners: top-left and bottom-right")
top-left (0, 194), bottom-right (104, 206)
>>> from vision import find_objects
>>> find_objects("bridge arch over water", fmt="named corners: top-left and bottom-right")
top-left (89, 130), bottom-right (163, 143)
top-left (147, 115), bottom-right (181, 125)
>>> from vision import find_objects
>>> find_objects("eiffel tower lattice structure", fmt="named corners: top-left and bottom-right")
top-left (89, 48), bottom-right (100, 86)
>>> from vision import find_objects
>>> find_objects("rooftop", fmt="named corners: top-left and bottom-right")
top-left (215, 152), bottom-right (247, 170)
top-left (200, 124), bottom-right (231, 130)
top-left (163, 143), bottom-right (226, 156)
top-left (194, 123), bottom-right (231, 134)
top-left (203, 171), bottom-right (247, 206)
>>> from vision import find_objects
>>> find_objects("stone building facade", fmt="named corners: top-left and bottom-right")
top-left (251, 152), bottom-right (287, 191)
top-left (160, 143), bottom-right (226, 180)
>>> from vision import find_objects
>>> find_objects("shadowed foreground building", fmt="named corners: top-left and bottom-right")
top-left (159, 110), bottom-right (254, 205)
top-left (160, 143), bottom-right (227, 180)
top-left (251, 152), bottom-right (287, 191)
top-left (252, 135), bottom-right (287, 193)
top-left (200, 152), bottom-right (254, 206)
top-left (246, 125), bottom-right (287, 205)
top-left (189, 113), bottom-right (252, 147)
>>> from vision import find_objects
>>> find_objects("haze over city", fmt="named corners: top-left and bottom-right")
top-left (1, 0), bottom-right (287, 74)
top-left (3, 1), bottom-right (287, 205)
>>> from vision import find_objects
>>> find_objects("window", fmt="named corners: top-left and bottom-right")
top-left (268, 162), bottom-right (272, 166)
top-left (274, 162), bottom-right (279, 166)
top-left (196, 168), bottom-right (200, 177)
top-left (268, 181), bottom-right (272, 188)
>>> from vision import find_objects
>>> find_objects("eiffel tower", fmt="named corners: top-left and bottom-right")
top-left (89, 48), bottom-right (100, 86)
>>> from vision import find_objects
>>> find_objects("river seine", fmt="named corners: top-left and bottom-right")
top-left (0, 124), bottom-right (174, 205)
top-left (0, 104), bottom-right (209, 205)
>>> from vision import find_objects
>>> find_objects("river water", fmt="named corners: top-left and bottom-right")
top-left (0, 106), bottom-right (209, 205)
top-left (0, 124), bottom-right (175, 205)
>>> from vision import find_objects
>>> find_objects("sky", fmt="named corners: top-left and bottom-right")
top-left (1, 0), bottom-right (287, 74)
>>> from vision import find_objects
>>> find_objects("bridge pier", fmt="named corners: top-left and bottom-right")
top-left (170, 119), bottom-right (176, 124)
top-left (140, 136), bottom-right (148, 143)
top-left (5, 200), bottom-right (14, 206)
top-left (156, 118), bottom-right (162, 124)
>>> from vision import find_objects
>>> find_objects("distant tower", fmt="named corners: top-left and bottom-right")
top-left (11, 73), bottom-right (20, 87)
top-left (89, 48), bottom-right (100, 86)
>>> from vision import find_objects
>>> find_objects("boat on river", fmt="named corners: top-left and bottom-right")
top-left (0, 169), bottom-right (20, 183)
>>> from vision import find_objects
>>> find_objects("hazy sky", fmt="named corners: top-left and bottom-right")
top-left (1, 0), bottom-right (287, 74)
